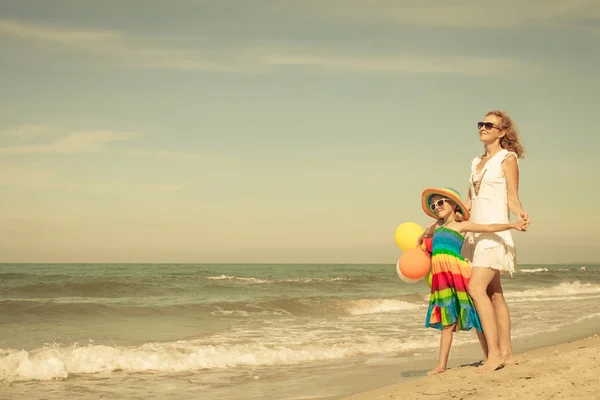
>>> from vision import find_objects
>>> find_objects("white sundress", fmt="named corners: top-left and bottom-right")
top-left (461, 149), bottom-right (518, 276)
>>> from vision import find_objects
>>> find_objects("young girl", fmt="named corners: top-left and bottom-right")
top-left (418, 187), bottom-right (528, 375)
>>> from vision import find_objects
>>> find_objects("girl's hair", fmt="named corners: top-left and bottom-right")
top-left (485, 110), bottom-right (526, 159)
top-left (454, 209), bottom-right (465, 222)
top-left (449, 201), bottom-right (465, 222)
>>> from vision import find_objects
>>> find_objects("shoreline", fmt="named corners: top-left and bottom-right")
top-left (342, 334), bottom-right (600, 400)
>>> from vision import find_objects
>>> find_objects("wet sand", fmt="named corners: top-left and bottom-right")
top-left (343, 335), bottom-right (600, 400)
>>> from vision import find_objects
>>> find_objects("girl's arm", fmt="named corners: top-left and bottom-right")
top-left (457, 219), bottom-right (528, 234)
top-left (416, 219), bottom-right (443, 245)
top-left (502, 155), bottom-right (529, 222)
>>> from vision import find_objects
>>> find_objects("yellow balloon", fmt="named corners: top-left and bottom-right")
top-left (394, 222), bottom-right (424, 251)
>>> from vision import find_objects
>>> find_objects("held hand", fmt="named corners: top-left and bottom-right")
top-left (519, 209), bottom-right (530, 225)
top-left (416, 232), bottom-right (433, 246)
top-left (416, 234), bottom-right (424, 246)
top-left (512, 217), bottom-right (529, 231)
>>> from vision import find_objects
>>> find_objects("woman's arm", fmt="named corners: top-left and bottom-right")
top-left (464, 187), bottom-right (472, 211)
top-left (502, 155), bottom-right (529, 221)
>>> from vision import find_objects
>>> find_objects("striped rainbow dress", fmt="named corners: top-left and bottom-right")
top-left (425, 226), bottom-right (482, 331)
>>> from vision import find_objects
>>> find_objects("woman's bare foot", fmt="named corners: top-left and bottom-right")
top-left (427, 365), bottom-right (447, 375)
top-left (504, 355), bottom-right (517, 366)
top-left (477, 354), bottom-right (504, 373)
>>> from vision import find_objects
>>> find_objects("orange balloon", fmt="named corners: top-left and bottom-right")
top-left (398, 248), bottom-right (431, 280)
top-left (396, 258), bottom-right (421, 283)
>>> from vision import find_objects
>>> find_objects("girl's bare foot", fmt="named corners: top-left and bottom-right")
top-left (427, 365), bottom-right (447, 375)
top-left (477, 354), bottom-right (504, 373)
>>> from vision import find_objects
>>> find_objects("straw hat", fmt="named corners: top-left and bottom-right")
top-left (421, 187), bottom-right (470, 220)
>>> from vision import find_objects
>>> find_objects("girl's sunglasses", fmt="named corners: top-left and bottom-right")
top-left (477, 121), bottom-right (499, 130)
top-left (429, 198), bottom-right (451, 212)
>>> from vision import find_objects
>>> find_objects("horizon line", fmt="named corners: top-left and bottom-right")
top-left (0, 262), bottom-right (597, 266)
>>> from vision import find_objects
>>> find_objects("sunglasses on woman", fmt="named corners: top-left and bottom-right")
top-left (429, 198), bottom-right (451, 212)
top-left (477, 121), bottom-right (499, 130)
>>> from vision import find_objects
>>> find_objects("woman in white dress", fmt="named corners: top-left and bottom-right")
top-left (462, 110), bottom-right (530, 373)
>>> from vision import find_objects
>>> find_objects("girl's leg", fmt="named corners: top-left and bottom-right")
top-left (487, 272), bottom-right (515, 364)
top-left (427, 323), bottom-right (456, 375)
top-left (468, 267), bottom-right (504, 372)
top-left (476, 330), bottom-right (488, 361)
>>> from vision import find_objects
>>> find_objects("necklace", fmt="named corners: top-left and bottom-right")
top-left (472, 150), bottom-right (503, 197)
top-left (472, 170), bottom-right (486, 197)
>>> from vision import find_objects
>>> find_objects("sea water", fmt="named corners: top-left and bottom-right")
top-left (1, 263), bottom-right (599, 399)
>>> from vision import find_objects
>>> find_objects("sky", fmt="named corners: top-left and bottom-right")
top-left (0, 0), bottom-right (599, 264)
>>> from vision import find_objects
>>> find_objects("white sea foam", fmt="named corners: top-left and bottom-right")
top-left (343, 299), bottom-right (423, 315)
top-left (210, 308), bottom-right (292, 317)
top-left (0, 335), bottom-right (439, 382)
top-left (510, 294), bottom-right (600, 303)
top-left (512, 312), bottom-right (600, 339)
top-left (203, 275), bottom-right (350, 284)
top-left (519, 268), bottom-right (549, 273)
top-left (505, 281), bottom-right (600, 299)
top-left (205, 275), bottom-right (272, 284)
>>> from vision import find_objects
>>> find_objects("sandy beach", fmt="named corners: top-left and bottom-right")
top-left (344, 335), bottom-right (600, 400)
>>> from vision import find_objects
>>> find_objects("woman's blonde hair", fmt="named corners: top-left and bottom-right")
top-left (485, 110), bottom-right (526, 159)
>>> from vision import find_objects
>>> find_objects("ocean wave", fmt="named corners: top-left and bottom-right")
top-left (512, 312), bottom-right (600, 339)
top-left (0, 272), bottom-right (40, 279)
top-left (0, 293), bottom-right (426, 320)
top-left (0, 335), bottom-right (439, 382)
top-left (518, 267), bottom-right (598, 274)
top-left (519, 268), bottom-right (549, 273)
top-left (505, 281), bottom-right (600, 299)
top-left (202, 275), bottom-right (352, 284)
top-left (342, 298), bottom-right (424, 315)
top-left (210, 295), bottom-right (426, 318)
top-left (0, 300), bottom-right (169, 318)
top-left (510, 294), bottom-right (600, 303)
top-left (2, 280), bottom-right (160, 298)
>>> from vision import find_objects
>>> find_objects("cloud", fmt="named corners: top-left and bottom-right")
top-left (125, 149), bottom-right (203, 160)
top-left (270, 0), bottom-right (600, 28)
top-left (0, 124), bottom-right (205, 161)
top-left (263, 53), bottom-right (530, 76)
top-left (0, 125), bottom-right (201, 159)
top-left (0, 165), bottom-right (184, 193)
top-left (0, 18), bottom-right (535, 76)
top-left (0, 19), bottom-right (121, 43)
top-left (0, 130), bottom-right (138, 154)
top-left (2, 124), bottom-right (48, 143)
top-left (0, 18), bottom-right (228, 72)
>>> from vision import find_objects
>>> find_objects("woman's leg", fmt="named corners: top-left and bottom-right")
top-left (487, 272), bottom-right (516, 364)
top-left (468, 267), bottom-right (504, 372)
top-left (428, 323), bottom-right (457, 375)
